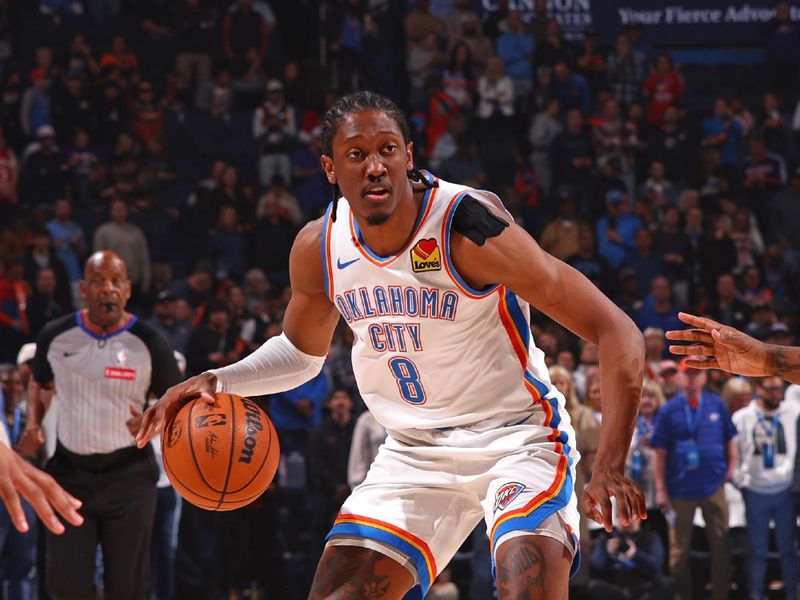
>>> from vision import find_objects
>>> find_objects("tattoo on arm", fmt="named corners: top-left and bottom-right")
top-left (769, 345), bottom-right (800, 384)
top-left (497, 539), bottom-right (546, 600)
top-left (310, 547), bottom-right (392, 599)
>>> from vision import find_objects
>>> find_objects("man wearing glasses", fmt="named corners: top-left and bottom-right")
top-left (650, 358), bottom-right (738, 600)
top-left (731, 376), bottom-right (798, 600)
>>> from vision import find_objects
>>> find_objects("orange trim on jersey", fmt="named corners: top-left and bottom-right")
top-left (348, 185), bottom-right (438, 267)
top-left (497, 286), bottom-right (543, 403)
top-left (489, 451), bottom-right (569, 547)
top-left (323, 206), bottom-right (336, 301)
top-left (333, 513), bottom-right (438, 584)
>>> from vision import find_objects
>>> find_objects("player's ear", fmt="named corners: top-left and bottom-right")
top-left (406, 141), bottom-right (414, 171)
top-left (78, 280), bottom-right (87, 301)
top-left (321, 155), bottom-right (336, 185)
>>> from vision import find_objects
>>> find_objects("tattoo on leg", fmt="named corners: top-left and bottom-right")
top-left (310, 547), bottom-right (393, 599)
top-left (497, 539), bottom-right (545, 600)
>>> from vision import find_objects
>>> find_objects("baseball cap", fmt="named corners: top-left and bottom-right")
top-left (36, 124), bottom-right (55, 138)
top-left (266, 79), bottom-right (284, 93)
top-left (769, 322), bottom-right (790, 334)
top-left (658, 359), bottom-right (679, 374)
top-left (643, 327), bottom-right (664, 339)
top-left (156, 290), bottom-right (177, 304)
top-left (606, 188), bottom-right (626, 204)
top-left (16, 343), bottom-right (36, 366)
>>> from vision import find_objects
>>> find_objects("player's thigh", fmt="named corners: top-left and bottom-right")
top-left (309, 544), bottom-right (415, 600)
top-left (495, 534), bottom-right (572, 600)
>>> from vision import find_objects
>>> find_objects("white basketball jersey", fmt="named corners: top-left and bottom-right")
top-left (322, 174), bottom-right (559, 432)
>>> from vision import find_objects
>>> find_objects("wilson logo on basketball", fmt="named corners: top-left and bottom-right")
top-left (194, 414), bottom-right (227, 428)
top-left (238, 398), bottom-right (264, 464)
top-left (494, 482), bottom-right (525, 512)
top-left (410, 238), bottom-right (441, 273)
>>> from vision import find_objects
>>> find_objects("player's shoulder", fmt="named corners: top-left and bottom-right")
top-left (293, 212), bottom-right (326, 258)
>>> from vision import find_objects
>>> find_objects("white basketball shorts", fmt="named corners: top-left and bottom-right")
top-left (325, 398), bottom-right (581, 599)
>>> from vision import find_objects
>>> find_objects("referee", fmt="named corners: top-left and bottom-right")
top-left (19, 251), bottom-right (181, 600)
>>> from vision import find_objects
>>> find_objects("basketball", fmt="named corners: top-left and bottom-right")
top-left (161, 393), bottom-right (279, 511)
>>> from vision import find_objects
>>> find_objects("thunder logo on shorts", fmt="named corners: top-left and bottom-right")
top-left (494, 482), bottom-right (525, 513)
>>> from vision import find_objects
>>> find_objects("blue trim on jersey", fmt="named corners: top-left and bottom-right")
top-left (75, 311), bottom-right (138, 340)
top-left (490, 469), bottom-right (579, 579)
top-left (504, 289), bottom-right (551, 398)
top-left (326, 522), bottom-right (429, 598)
top-left (444, 192), bottom-right (500, 297)
top-left (321, 201), bottom-right (333, 298)
top-left (350, 184), bottom-right (434, 264)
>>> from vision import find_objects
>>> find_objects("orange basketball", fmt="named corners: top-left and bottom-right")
top-left (161, 393), bottom-right (279, 511)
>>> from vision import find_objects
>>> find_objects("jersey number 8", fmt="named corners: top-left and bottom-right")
top-left (388, 357), bottom-right (427, 405)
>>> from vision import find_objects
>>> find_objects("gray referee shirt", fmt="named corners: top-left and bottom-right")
top-left (33, 311), bottom-right (182, 455)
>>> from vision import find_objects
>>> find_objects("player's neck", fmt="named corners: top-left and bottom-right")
top-left (356, 189), bottom-right (424, 258)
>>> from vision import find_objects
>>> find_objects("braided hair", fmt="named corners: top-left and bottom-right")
top-left (320, 91), bottom-right (434, 221)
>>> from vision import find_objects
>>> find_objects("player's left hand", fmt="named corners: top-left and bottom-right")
top-left (581, 468), bottom-right (646, 532)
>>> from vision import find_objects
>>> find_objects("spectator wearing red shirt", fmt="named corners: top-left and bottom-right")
top-left (643, 52), bottom-right (684, 125)
top-left (131, 81), bottom-right (164, 144)
top-left (425, 73), bottom-right (460, 159)
top-left (0, 127), bottom-right (18, 217)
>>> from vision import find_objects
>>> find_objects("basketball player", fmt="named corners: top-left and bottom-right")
top-left (138, 92), bottom-right (647, 599)
top-left (668, 312), bottom-right (800, 383)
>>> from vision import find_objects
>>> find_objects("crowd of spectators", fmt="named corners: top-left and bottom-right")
top-left (0, 0), bottom-right (800, 598)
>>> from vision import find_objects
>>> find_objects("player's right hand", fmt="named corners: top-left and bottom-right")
top-left (0, 443), bottom-right (83, 535)
top-left (16, 425), bottom-right (45, 458)
top-left (136, 372), bottom-right (217, 448)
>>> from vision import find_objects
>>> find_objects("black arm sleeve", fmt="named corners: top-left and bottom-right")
top-left (132, 321), bottom-right (183, 397)
top-left (32, 313), bottom-right (75, 385)
top-left (451, 194), bottom-right (509, 246)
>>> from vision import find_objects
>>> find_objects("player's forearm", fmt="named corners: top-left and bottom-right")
top-left (766, 344), bottom-right (800, 384)
top-left (594, 316), bottom-right (645, 471)
top-left (208, 333), bottom-right (326, 398)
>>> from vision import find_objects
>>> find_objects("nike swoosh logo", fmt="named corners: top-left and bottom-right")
top-left (337, 257), bottom-right (360, 270)
top-left (64, 351), bottom-right (78, 357)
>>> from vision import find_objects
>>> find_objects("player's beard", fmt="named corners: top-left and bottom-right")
top-left (366, 212), bottom-right (391, 226)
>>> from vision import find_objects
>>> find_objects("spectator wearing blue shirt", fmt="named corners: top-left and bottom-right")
top-left (634, 276), bottom-right (682, 333)
top-left (595, 189), bottom-right (641, 270)
top-left (270, 366), bottom-right (331, 455)
top-left (495, 11), bottom-right (534, 108)
top-left (0, 367), bottom-right (37, 600)
top-left (621, 229), bottom-right (665, 297)
top-left (651, 362), bottom-right (737, 600)
top-left (291, 127), bottom-right (328, 221)
top-left (701, 98), bottom-right (744, 174)
top-left (552, 59), bottom-right (591, 116)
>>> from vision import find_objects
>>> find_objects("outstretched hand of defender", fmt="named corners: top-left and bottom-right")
top-left (136, 372), bottom-right (218, 448)
top-left (0, 443), bottom-right (83, 535)
top-left (666, 312), bottom-right (770, 376)
top-left (581, 469), bottom-right (647, 533)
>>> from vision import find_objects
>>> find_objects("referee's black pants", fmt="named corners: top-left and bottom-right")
top-left (45, 443), bottom-right (158, 600)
